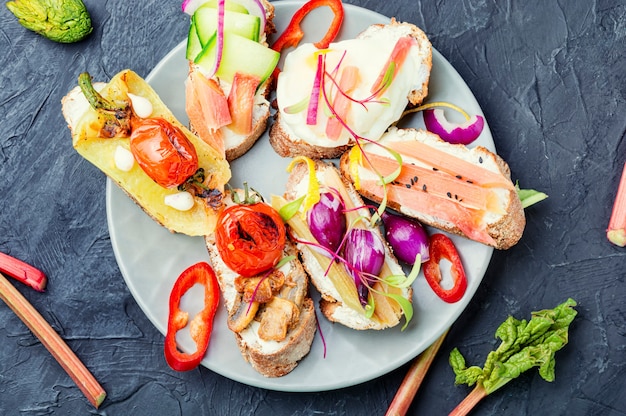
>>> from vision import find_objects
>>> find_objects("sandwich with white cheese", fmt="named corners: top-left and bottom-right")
top-left (270, 19), bottom-right (432, 159)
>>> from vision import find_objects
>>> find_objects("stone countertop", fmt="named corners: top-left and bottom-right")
top-left (1, 0), bottom-right (624, 415)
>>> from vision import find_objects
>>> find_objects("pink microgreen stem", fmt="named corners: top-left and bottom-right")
top-left (313, 309), bottom-right (328, 358)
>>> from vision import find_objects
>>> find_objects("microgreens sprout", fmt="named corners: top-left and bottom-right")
top-left (227, 182), bottom-right (264, 204)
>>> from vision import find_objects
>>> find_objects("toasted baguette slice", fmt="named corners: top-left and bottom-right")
top-left (270, 19), bottom-right (432, 159)
top-left (187, 0), bottom-right (276, 162)
top-left (280, 160), bottom-right (411, 330)
top-left (205, 192), bottom-right (316, 377)
top-left (61, 69), bottom-right (231, 236)
top-left (340, 127), bottom-right (525, 249)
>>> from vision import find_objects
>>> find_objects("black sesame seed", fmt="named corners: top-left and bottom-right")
top-left (447, 192), bottom-right (452, 198)
top-left (422, 184), bottom-right (427, 191)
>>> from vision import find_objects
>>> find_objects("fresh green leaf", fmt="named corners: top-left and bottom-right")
top-left (384, 293), bottom-right (413, 331)
top-left (515, 181), bottom-right (548, 209)
top-left (278, 195), bottom-right (304, 221)
top-left (450, 298), bottom-right (577, 396)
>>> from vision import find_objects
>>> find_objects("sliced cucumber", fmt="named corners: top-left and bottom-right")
top-left (194, 33), bottom-right (279, 84)
top-left (186, 18), bottom-right (203, 61)
top-left (194, 7), bottom-right (260, 45)
top-left (199, 0), bottom-right (249, 14)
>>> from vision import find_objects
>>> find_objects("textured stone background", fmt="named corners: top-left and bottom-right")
top-left (1, 0), bottom-right (625, 415)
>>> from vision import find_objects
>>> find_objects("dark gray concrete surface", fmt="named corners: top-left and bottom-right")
top-left (1, 1), bottom-right (625, 414)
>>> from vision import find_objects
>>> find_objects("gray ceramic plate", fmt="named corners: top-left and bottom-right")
top-left (107, 1), bottom-right (494, 392)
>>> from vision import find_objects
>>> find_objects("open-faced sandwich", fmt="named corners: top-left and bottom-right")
top-left (61, 69), bottom-right (231, 236)
top-left (205, 188), bottom-right (316, 377)
top-left (270, 19), bottom-right (432, 159)
top-left (272, 158), bottom-right (413, 330)
top-left (340, 127), bottom-right (526, 249)
top-left (183, 0), bottom-right (279, 161)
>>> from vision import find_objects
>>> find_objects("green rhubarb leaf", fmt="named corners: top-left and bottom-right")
top-left (449, 298), bottom-right (577, 395)
top-left (449, 348), bottom-right (483, 386)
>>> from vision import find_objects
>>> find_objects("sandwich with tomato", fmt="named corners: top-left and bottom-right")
top-left (272, 158), bottom-right (413, 331)
top-left (205, 187), bottom-right (316, 377)
top-left (61, 69), bottom-right (231, 236)
top-left (269, 19), bottom-right (432, 159)
top-left (183, 0), bottom-right (279, 161)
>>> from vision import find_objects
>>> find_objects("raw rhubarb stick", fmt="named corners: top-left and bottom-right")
top-left (0, 251), bottom-right (47, 291)
top-left (0, 272), bottom-right (106, 408)
top-left (607, 162), bottom-right (626, 247)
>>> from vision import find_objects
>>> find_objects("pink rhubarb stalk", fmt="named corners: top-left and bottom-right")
top-left (607, 162), bottom-right (626, 246)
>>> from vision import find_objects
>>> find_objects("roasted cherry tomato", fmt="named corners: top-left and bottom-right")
top-left (215, 203), bottom-right (286, 277)
top-left (423, 233), bottom-right (467, 303)
top-left (130, 117), bottom-right (198, 188)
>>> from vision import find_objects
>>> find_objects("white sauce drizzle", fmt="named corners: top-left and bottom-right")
top-left (127, 93), bottom-right (153, 118)
top-left (114, 145), bottom-right (135, 172)
top-left (164, 192), bottom-right (195, 211)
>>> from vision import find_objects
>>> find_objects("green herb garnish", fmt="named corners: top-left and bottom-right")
top-left (515, 181), bottom-right (548, 209)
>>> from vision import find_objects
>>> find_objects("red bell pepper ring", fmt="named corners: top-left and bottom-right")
top-left (0, 251), bottom-right (47, 292)
top-left (164, 262), bottom-right (219, 372)
top-left (271, 0), bottom-right (345, 53)
top-left (423, 234), bottom-right (467, 303)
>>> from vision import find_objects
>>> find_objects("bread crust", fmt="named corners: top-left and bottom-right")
top-left (269, 117), bottom-right (352, 159)
top-left (339, 128), bottom-right (525, 249)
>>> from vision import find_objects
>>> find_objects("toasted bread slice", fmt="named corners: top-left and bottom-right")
top-left (270, 19), bottom-right (432, 159)
top-left (61, 69), bottom-right (231, 236)
top-left (205, 191), bottom-right (316, 377)
top-left (280, 160), bottom-right (412, 330)
top-left (340, 127), bottom-right (525, 249)
top-left (187, 0), bottom-right (276, 162)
